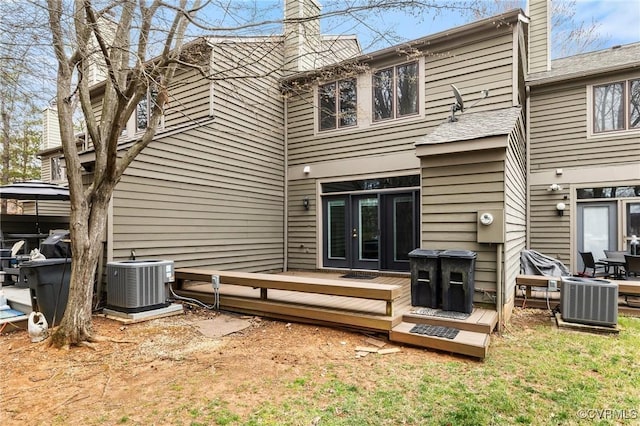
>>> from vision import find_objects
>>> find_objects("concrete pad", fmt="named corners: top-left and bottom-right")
top-left (554, 313), bottom-right (620, 334)
top-left (193, 314), bottom-right (252, 338)
top-left (103, 303), bottom-right (184, 324)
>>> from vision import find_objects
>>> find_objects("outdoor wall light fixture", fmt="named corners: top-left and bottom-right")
top-left (303, 197), bottom-right (310, 210)
top-left (556, 202), bottom-right (566, 216)
top-left (548, 183), bottom-right (563, 191)
top-left (303, 165), bottom-right (311, 175)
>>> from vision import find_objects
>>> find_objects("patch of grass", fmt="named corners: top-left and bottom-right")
top-left (229, 311), bottom-right (640, 425)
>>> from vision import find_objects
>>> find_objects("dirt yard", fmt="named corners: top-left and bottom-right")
top-left (1, 306), bottom-right (545, 425)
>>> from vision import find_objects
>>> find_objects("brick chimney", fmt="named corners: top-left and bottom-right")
top-left (527, 0), bottom-right (551, 73)
top-left (283, 0), bottom-right (321, 74)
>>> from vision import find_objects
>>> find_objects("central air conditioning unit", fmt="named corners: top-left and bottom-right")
top-left (106, 260), bottom-right (174, 313)
top-left (561, 277), bottom-right (618, 327)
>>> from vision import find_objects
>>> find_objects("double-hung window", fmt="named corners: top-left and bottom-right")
top-left (593, 78), bottom-right (640, 133)
top-left (318, 78), bottom-right (357, 131)
top-left (373, 62), bottom-right (419, 122)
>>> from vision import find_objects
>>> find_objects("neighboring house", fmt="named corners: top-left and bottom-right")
top-left (36, 0), bottom-right (640, 322)
top-left (527, 41), bottom-right (640, 273)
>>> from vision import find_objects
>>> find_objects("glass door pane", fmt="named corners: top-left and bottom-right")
top-left (624, 201), bottom-right (640, 252)
top-left (393, 196), bottom-right (414, 262)
top-left (327, 199), bottom-right (346, 260)
top-left (583, 206), bottom-right (609, 259)
top-left (381, 192), bottom-right (417, 271)
top-left (358, 197), bottom-right (379, 261)
top-left (577, 202), bottom-right (617, 271)
top-left (323, 197), bottom-right (349, 268)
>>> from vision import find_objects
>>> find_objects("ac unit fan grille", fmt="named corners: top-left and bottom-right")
top-left (561, 279), bottom-right (618, 327)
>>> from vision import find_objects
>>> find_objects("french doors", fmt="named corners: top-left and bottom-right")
top-left (323, 191), bottom-right (419, 271)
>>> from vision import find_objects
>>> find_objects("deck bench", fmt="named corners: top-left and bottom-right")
top-left (175, 268), bottom-right (403, 316)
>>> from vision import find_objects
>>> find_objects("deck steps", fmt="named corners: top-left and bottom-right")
top-left (389, 308), bottom-right (497, 359)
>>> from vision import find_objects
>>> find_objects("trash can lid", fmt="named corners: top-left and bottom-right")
top-left (20, 258), bottom-right (72, 267)
top-left (440, 249), bottom-right (477, 259)
top-left (408, 249), bottom-right (442, 258)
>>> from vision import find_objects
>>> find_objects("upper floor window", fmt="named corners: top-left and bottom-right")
top-left (318, 78), bottom-right (357, 131)
top-left (50, 156), bottom-right (65, 182)
top-left (593, 78), bottom-right (640, 133)
top-left (373, 62), bottom-right (419, 122)
top-left (136, 84), bottom-right (160, 131)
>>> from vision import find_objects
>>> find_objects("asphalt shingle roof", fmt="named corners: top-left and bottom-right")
top-left (415, 107), bottom-right (522, 146)
top-left (527, 42), bottom-right (640, 85)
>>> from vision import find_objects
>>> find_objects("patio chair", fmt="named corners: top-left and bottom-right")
top-left (604, 250), bottom-right (626, 261)
top-left (624, 254), bottom-right (640, 280)
top-left (578, 251), bottom-right (608, 277)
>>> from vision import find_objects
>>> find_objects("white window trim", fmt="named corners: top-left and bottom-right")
top-left (313, 56), bottom-right (425, 136)
top-left (586, 79), bottom-right (640, 139)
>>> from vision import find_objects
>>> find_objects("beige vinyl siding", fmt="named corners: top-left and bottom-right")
top-left (318, 36), bottom-right (360, 66)
top-left (110, 40), bottom-right (285, 272)
top-left (40, 158), bottom-right (51, 182)
top-left (503, 114), bottom-right (527, 307)
top-left (528, 0), bottom-right (550, 74)
top-left (529, 184), bottom-right (571, 265)
top-left (20, 201), bottom-right (70, 217)
top-left (424, 31), bottom-right (518, 120)
top-left (287, 29), bottom-right (517, 167)
top-left (111, 124), bottom-right (284, 271)
top-left (211, 41), bottom-right (284, 142)
top-left (286, 179), bottom-right (317, 270)
top-left (529, 70), bottom-right (640, 172)
top-left (163, 66), bottom-right (212, 127)
top-left (420, 149), bottom-right (506, 301)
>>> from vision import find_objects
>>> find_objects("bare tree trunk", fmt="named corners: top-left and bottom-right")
top-left (50, 190), bottom-right (111, 346)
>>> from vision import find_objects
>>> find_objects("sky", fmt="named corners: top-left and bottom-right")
top-left (321, 0), bottom-right (640, 56)
top-left (196, 0), bottom-right (640, 57)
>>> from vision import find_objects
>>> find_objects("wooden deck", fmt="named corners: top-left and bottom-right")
top-left (174, 269), bottom-right (497, 359)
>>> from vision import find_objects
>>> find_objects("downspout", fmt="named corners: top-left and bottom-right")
top-left (525, 85), bottom-right (531, 249)
top-left (496, 242), bottom-right (503, 333)
top-left (283, 94), bottom-right (289, 272)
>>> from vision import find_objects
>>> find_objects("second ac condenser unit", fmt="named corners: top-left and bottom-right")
top-left (561, 277), bottom-right (618, 327)
top-left (106, 260), bottom-right (174, 313)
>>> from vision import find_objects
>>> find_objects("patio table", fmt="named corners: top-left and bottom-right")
top-left (600, 258), bottom-right (626, 279)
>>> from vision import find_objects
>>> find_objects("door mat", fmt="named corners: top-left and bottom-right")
top-left (409, 324), bottom-right (460, 339)
top-left (341, 272), bottom-right (376, 279)
top-left (412, 307), bottom-right (470, 320)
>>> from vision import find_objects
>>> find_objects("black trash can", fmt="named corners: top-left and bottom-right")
top-left (440, 250), bottom-right (477, 314)
top-left (21, 259), bottom-right (72, 326)
top-left (409, 249), bottom-right (442, 308)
